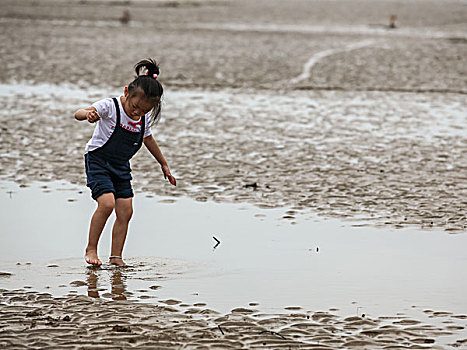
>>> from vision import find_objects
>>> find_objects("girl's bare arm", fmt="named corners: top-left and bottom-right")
top-left (74, 107), bottom-right (100, 123)
top-left (143, 135), bottom-right (176, 186)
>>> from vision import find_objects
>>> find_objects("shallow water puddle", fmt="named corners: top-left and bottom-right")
top-left (1, 181), bottom-right (466, 328)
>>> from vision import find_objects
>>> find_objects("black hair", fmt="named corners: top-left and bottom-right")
top-left (128, 58), bottom-right (164, 126)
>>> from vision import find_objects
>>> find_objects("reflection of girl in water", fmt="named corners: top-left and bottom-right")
top-left (75, 59), bottom-right (176, 267)
top-left (111, 270), bottom-right (127, 300)
top-left (86, 269), bottom-right (127, 300)
top-left (86, 270), bottom-right (99, 298)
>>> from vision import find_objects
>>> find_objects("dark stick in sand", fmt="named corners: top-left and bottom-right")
top-left (212, 236), bottom-right (221, 249)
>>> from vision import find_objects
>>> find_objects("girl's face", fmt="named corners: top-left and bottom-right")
top-left (122, 87), bottom-right (159, 119)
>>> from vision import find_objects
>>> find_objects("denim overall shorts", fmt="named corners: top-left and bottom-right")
top-left (85, 97), bottom-right (145, 200)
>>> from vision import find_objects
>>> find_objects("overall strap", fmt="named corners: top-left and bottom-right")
top-left (112, 97), bottom-right (121, 125)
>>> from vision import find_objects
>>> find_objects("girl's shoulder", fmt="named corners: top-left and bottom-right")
top-left (92, 97), bottom-right (119, 120)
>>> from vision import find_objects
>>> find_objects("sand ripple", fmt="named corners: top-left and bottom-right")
top-left (1, 289), bottom-right (466, 349)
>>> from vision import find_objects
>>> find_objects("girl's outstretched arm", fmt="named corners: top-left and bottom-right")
top-left (74, 107), bottom-right (101, 123)
top-left (143, 135), bottom-right (176, 186)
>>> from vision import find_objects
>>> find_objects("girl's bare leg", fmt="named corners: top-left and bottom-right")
top-left (109, 197), bottom-right (133, 266)
top-left (85, 193), bottom-right (115, 265)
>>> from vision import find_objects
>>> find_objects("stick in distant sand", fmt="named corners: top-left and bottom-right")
top-left (259, 330), bottom-right (286, 340)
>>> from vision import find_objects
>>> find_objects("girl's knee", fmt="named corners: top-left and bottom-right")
top-left (115, 198), bottom-right (133, 222)
top-left (117, 206), bottom-right (133, 222)
top-left (97, 193), bottom-right (115, 214)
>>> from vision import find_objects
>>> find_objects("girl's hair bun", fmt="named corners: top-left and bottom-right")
top-left (135, 58), bottom-right (160, 79)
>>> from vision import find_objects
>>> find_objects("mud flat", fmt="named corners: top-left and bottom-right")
top-left (1, 288), bottom-right (467, 349)
top-left (1, 84), bottom-right (466, 231)
top-left (0, 0), bottom-right (466, 231)
top-left (1, 0), bottom-right (466, 92)
top-left (0, 1), bottom-right (466, 345)
top-left (1, 182), bottom-right (467, 348)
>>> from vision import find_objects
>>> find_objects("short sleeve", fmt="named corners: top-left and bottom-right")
top-left (91, 98), bottom-right (113, 120)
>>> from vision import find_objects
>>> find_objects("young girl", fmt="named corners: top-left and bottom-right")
top-left (75, 58), bottom-right (176, 267)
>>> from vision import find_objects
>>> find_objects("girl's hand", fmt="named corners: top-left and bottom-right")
top-left (86, 110), bottom-right (101, 123)
top-left (162, 165), bottom-right (176, 186)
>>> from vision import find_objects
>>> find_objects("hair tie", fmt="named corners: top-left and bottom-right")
top-left (145, 71), bottom-right (158, 79)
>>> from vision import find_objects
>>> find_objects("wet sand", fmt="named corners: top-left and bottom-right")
top-left (1, 83), bottom-right (466, 232)
top-left (1, 0), bottom-right (466, 231)
top-left (1, 0), bottom-right (466, 92)
top-left (1, 181), bottom-right (467, 348)
top-left (1, 287), bottom-right (467, 349)
top-left (1, 0), bottom-right (467, 348)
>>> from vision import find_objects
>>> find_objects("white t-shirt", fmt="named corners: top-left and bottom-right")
top-left (85, 97), bottom-right (152, 152)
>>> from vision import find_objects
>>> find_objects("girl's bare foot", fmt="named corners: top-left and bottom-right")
top-left (85, 249), bottom-right (102, 266)
top-left (109, 256), bottom-right (126, 267)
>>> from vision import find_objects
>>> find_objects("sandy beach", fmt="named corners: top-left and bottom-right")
top-left (1, 0), bottom-right (467, 348)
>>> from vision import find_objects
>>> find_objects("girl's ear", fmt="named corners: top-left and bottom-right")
top-left (124, 86), bottom-right (129, 97)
